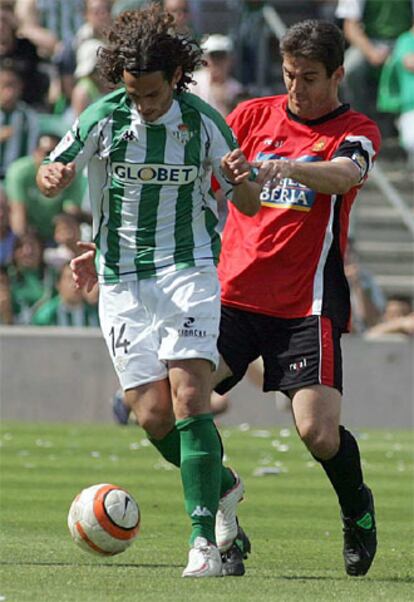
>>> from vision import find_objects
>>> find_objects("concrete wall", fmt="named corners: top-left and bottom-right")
top-left (1, 327), bottom-right (413, 428)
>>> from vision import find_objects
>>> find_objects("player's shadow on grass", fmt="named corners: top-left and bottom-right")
top-left (0, 561), bottom-right (183, 569)
top-left (280, 575), bottom-right (414, 584)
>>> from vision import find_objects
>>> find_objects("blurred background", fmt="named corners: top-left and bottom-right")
top-left (1, 0), bottom-right (413, 427)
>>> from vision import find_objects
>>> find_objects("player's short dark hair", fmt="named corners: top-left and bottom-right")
top-left (280, 20), bottom-right (345, 77)
top-left (98, 4), bottom-right (203, 93)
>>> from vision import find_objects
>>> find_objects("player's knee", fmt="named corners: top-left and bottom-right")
top-left (298, 421), bottom-right (339, 460)
top-left (173, 384), bottom-right (208, 419)
top-left (139, 411), bottom-right (174, 440)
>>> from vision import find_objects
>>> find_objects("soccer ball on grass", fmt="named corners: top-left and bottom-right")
top-left (67, 483), bottom-right (140, 556)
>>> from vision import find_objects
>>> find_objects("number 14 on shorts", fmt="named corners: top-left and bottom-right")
top-left (109, 323), bottom-right (131, 355)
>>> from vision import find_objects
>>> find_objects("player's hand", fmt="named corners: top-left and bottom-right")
top-left (70, 241), bottom-right (98, 292)
top-left (0, 125), bottom-right (14, 143)
top-left (252, 159), bottom-right (295, 189)
top-left (221, 149), bottom-right (251, 185)
top-left (37, 162), bottom-right (76, 197)
top-left (367, 45), bottom-right (389, 67)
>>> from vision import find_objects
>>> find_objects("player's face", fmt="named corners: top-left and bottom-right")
top-left (123, 68), bottom-right (182, 123)
top-left (282, 54), bottom-right (344, 120)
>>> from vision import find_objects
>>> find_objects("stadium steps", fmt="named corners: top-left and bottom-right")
top-left (353, 153), bottom-right (414, 300)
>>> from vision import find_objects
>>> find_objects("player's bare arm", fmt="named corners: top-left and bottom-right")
top-left (36, 162), bottom-right (76, 197)
top-left (254, 156), bottom-right (361, 195)
top-left (221, 149), bottom-right (261, 216)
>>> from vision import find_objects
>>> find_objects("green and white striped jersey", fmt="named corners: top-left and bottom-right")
top-left (49, 89), bottom-right (238, 283)
top-left (0, 102), bottom-right (39, 179)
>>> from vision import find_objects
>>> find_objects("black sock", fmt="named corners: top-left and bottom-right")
top-left (315, 426), bottom-right (370, 518)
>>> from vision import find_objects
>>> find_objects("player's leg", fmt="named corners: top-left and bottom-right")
top-left (290, 385), bottom-right (376, 576)
top-left (260, 314), bottom-right (376, 576)
top-left (285, 314), bottom-right (376, 577)
top-left (157, 267), bottom-right (239, 577)
top-left (213, 307), bottom-right (261, 574)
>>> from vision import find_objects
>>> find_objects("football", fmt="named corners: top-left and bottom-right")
top-left (67, 483), bottom-right (140, 556)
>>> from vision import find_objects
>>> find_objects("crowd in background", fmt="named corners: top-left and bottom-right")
top-left (0, 0), bottom-right (413, 335)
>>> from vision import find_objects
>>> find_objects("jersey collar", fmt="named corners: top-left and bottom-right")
top-left (286, 103), bottom-right (350, 126)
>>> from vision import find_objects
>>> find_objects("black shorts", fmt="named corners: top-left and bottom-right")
top-left (216, 306), bottom-right (343, 396)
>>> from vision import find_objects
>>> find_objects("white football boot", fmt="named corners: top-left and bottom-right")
top-left (182, 537), bottom-right (222, 577)
top-left (215, 470), bottom-right (245, 553)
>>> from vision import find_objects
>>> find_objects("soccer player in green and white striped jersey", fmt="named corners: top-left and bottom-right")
top-left (0, 62), bottom-right (39, 180)
top-left (37, 5), bottom-right (260, 578)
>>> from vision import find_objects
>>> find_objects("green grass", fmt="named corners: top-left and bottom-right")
top-left (0, 422), bottom-right (413, 602)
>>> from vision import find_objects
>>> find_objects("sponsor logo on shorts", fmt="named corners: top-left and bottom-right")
top-left (112, 162), bottom-right (198, 185)
top-left (178, 316), bottom-right (207, 338)
top-left (289, 357), bottom-right (308, 372)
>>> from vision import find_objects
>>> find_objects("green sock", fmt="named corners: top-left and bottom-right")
top-left (176, 413), bottom-right (222, 545)
top-left (149, 426), bottom-right (236, 496)
top-left (149, 428), bottom-right (181, 467)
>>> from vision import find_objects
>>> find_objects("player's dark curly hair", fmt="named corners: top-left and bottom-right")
top-left (97, 5), bottom-right (203, 93)
top-left (280, 20), bottom-right (345, 77)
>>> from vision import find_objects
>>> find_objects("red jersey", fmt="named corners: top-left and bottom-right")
top-left (219, 95), bottom-right (381, 331)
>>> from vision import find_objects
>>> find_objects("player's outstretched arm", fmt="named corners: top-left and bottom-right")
top-left (36, 162), bottom-right (76, 198)
top-left (253, 157), bottom-right (361, 195)
top-left (70, 242), bottom-right (98, 292)
top-left (221, 149), bottom-right (261, 216)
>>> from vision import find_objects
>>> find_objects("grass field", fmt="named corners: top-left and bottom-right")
top-left (0, 422), bottom-right (413, 602)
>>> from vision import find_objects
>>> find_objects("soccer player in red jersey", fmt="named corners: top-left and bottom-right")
top-left (214, 19), bottom-right (380, 577)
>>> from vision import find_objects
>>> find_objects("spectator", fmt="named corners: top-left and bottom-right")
top-left (71, 38), bottom-right (109, 116)
top-left (0, 185), bottom-right (16, 266)
top-left (236, 0), bottom-right (265, 87)
top-left (365, 295), bottom-right (414, 337)
top-left (336, 0), bottom-right (414, 121)
top-left (43, 211), bottom-right (81, 271)
top-left (382, 295), bottom-right (412, 320)
top-left (5, 132), bottom-right (85, 244)
top-left (163, 0), bottom-right (194, 37)
top-left (76, 0), bottom-right (113, 47)
top-left (377, 21), bottom-right (414, 166)
top-left (189, 34), bottom-right (244, 117)
top-left (51, 0), bottom-right (113, 116)
top-left (8, 230), bottom-right (53, 324)
top-left (0, 266), bottom-right (13, 324)
top-left (0, 59), bottom-right (39, 180)
top-left (315, 0), bottom-right (338, 21)
top-left (345, 239), bottom-right (386, 333)
top-left (0, 2), bottom-right (48, 106)
top-left (15, 0), bottom-right (85, 58)
top-left (32, 262), bottom-right (99, 326)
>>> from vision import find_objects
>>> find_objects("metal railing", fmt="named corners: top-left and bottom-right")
top-left (370, 163), bottom-right (414, 238)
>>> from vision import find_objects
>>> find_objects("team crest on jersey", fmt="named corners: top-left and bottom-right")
top-left (312, 138), bottom-right (327, 152)
top-left (257, 152), bottom-right (318, 211)
top-left (172, 123), bottom-right (194, 144)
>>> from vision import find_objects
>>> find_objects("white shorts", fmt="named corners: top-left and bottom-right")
top-left (99, 266), bottom-right (221, 390)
